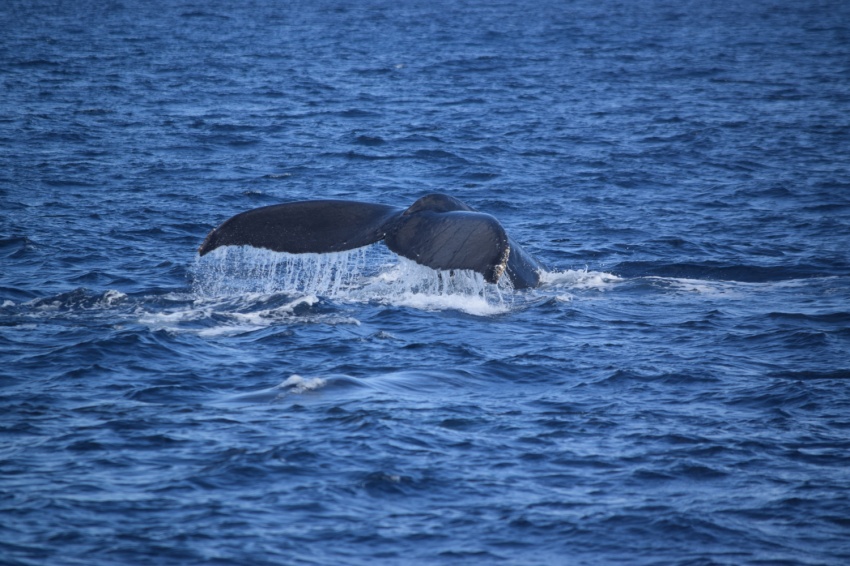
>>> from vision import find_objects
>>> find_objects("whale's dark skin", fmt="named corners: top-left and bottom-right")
top-left (198, 193), bottom-right (543, 289)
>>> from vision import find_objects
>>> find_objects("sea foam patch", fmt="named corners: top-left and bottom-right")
top-left (539, 268), bottom-right (621, 290)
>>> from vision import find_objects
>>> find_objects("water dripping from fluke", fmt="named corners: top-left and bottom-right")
top-left (192, 244), bottom-right (516, 315)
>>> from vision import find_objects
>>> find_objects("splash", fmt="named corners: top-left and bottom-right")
top-left (192, 245), bottom-right (515, 315)
top-left (367, 258), bottom-right (515, 315)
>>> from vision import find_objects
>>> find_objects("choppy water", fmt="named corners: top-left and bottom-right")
top-left (3, 0), bottom-right (850, 564)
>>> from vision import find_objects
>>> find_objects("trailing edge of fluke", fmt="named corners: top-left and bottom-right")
top-left (198, 193), bottom-right (543, 289)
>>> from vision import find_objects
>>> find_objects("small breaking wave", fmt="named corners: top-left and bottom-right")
top-left (218, 369), bottom-right (481, 405)
top-left (222, 374), bottom-right (330, 403)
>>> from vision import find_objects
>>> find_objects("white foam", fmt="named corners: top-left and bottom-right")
top-left (221, 374), bottom-right (329, 403)
top-left (100, 289), bottom-right (127, 306)
top-left (137, 304), bottom-right (212, 329)
top-left (278, 374), bottom-right (327, 394)
top-left (26, 289), bottom-right (129, 314)
top-left (539, 268), bottom-right (621, 290)
top-left (364, 258), bottom-right (514, 315)
top-left (227, 295), bottom-right (319, 324)
top-left (137, 293), bottom-right (345, 336)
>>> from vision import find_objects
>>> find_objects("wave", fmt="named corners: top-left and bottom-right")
top-left (25, 288), bottom-right (128, 313)
top-left (217, 369), bottom-right (485, 405)
top-left (539, 268), bottom-right (621, 290)
top-left (137, 293), bottom-right (330, 337)
top-left (221, 374), bottom-right (331, 403)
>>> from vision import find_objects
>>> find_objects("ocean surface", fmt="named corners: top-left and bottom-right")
top-left (2, 1), bottom-right (850, 564)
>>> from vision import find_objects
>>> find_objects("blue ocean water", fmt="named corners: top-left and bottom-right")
top-left (2, 0), bottom-right (850, 564)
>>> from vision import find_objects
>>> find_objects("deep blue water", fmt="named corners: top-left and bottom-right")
top-left (3, 0), bottom-right (850, 564)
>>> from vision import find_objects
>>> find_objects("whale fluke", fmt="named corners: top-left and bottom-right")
top-left (198, 193), bottom-right (542, 288)
top-left (198, 200), bottom-right (399, 255)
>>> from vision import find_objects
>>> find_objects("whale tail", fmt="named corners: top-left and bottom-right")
top-left (198, 193), bottom-right (541, 288)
